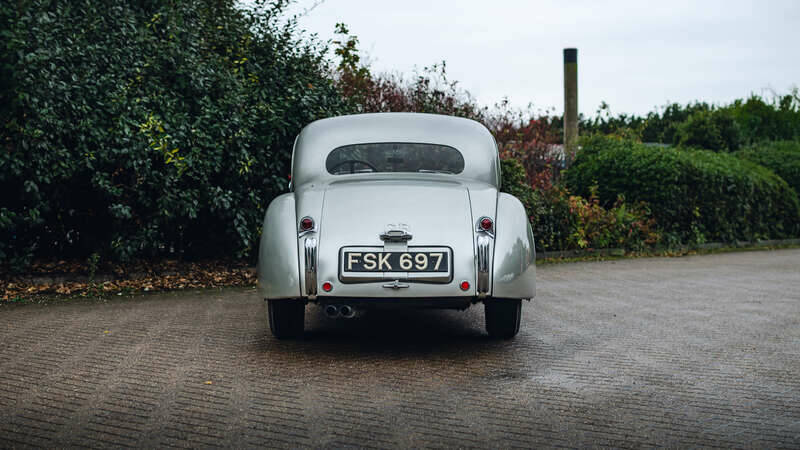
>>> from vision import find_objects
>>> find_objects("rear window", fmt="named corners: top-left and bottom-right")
top-left (325, 143), bottom-right (465, 175)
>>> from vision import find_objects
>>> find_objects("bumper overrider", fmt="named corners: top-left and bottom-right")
top-left (304, 237), bottom-right (317, 299)
top-left (476, 234), bottom-right (491, 296)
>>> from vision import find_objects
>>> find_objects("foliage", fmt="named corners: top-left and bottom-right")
top-left (582, 92), bottom-right (800, 148)
top-left (673, 108), bottom-right (742, 152)
top-left (492, 101), bottom-right (561, 189)
top-left (499, 159), bottom-right (570, 252)
top-left (565, 136), bottom-right (800, 243)
top-left (4, 8), bottom-right (798, 273)
top-left (729, 93), bottom-right (800, 143)
top-left (580, 101), bottom-right (648, 141)
top-left (736, 140), bottom-right (800, 197)
top-left (500, 159), bottom-right (660, 252)
top-left (0, 0), bottom-right (349, 269)
top-left (499, 158), bottom-right (537, 208)
top-left (332, 23), bottom-right (485, 119)
top-left (559, 187), bottom-right (660, 251)
top-left (331, 22), bottom-right (372, 110)
top-left (640, 102), bottom-right (712, 144)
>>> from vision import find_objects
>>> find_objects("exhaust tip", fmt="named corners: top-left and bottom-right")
top-left (340, 305), bottom-right (355, 319)
top-left (324, 304), bottom-right (339, 318)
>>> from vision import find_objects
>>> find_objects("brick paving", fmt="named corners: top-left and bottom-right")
top-left (1, 249), bottom-right (799, 448)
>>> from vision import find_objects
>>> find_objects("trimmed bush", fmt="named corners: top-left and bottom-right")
top-left (565, 136), bottom-right (800, 243)
top-left (501, 158), bottom-right (660, 252)
top-left (0, 1), bottom-right (349, 269)
top-left (736, 140), bottom-right (800, 197)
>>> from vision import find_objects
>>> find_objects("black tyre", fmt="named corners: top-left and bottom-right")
top-left (267, 299), bottom-right (305, 339)
top-left (485, 299), bottom-right (522, 339)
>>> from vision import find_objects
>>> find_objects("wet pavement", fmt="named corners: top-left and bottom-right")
top-left (1, 249), bottom-right (799, 448)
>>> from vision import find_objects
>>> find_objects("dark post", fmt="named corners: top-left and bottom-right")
top-left (563, 48), bottom-right (578, 167)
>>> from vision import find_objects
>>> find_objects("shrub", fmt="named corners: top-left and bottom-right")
top-left (736, 140), bottom-right (800, 197)
top-left (565, 136), bottom-right (800, 243)
top-left (500, 159), bottom-right (570, 252)
top-left (583, 92), bottom-right (800, 146)
top-left (492, 101), bottom-right (561, 190)
top-left (500, 158), bottom-right (660, 252)
top-left (499, 158), bottom-right (537, 210)
top-left (673, 109), bottom-right (742, 152)
top-left (730, 93), bottom-right (800, 143)
top-left (559, 187), bottom-right (660, 251)
top-left (0, 0), bottom-right (349, 269)
top-left (642, 102), bottom-right (712, 144)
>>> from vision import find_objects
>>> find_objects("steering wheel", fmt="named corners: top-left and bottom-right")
top-left (329, 159), bottom-right (378, 174)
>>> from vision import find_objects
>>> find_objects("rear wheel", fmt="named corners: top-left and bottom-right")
top-left (267, 299), bottom-right (305, 339)
top-left (485, 299), bottom-right (522, 339)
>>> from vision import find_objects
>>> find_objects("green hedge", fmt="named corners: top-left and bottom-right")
top-left (673, 108), bottom-right (742, 152)
top-left (565, 136), bottom-right (800, 243)
top-left (582, 94), bottom-right (800, 146)
top-left (500, 159), bottom-right (568, 252)
top-left (736, 140), bottom-right (800, 198)
top-left (500, 158), bottom-right (660, 252)
top-left (0, 1), bottom-right (349, 269)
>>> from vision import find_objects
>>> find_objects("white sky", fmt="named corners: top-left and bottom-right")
top-left (279, 0), bottom-right (800, 116)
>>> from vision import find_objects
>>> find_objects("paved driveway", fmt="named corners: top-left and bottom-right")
top-left (1, 249), bottom-right (799, 448)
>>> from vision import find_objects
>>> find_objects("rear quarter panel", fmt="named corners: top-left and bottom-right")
top-left (257, 193), bottom-right (301, 299)
top-left (492, 193), bottom-right (536, 299)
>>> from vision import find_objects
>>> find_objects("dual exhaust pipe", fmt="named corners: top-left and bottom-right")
top-left (324, 304), bottom-right (357, 319)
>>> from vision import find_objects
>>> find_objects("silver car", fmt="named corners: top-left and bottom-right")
top-left (258, 113), bottom-right (535, 339)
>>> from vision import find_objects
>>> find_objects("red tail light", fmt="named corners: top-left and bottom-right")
top-left (300, 216), bottom-right (314, 231)
top-left (322, 281), bottom-right (333, 292)
top-left (479, 217), bottom-right (493, 231)
top-left (460, 280), bottom-right (470, 291)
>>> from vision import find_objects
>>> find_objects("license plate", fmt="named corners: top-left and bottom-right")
top-left (343, 250), bottom-right (449, 272)
top-left (339, 246), bottom-right (452, 284)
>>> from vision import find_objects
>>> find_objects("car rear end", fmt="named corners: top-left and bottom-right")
top-left (310, 177), bottom-right (482, 304)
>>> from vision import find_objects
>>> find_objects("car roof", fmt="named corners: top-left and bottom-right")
top-left (291, 113), bottom-right (500, 188)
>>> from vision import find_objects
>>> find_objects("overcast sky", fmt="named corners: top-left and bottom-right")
top-left (281, 0), bottom-right (799, 117)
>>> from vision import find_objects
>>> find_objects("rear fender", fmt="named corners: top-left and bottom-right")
top-left (492, 193), bottom-right (536, 299)
top-left (257, 194), bottom-right (301, 299)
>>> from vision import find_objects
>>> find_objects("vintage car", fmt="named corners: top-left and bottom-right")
top-left (257, 113), bottom-right (535, 339)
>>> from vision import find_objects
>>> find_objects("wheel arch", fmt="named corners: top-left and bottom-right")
top-left (257, 193), bottom-right (302, 299)
top-left (491, 193), bottom-right (536, 299)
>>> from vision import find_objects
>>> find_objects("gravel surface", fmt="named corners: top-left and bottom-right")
top-left (1, 249), bottom-right (799, 448)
